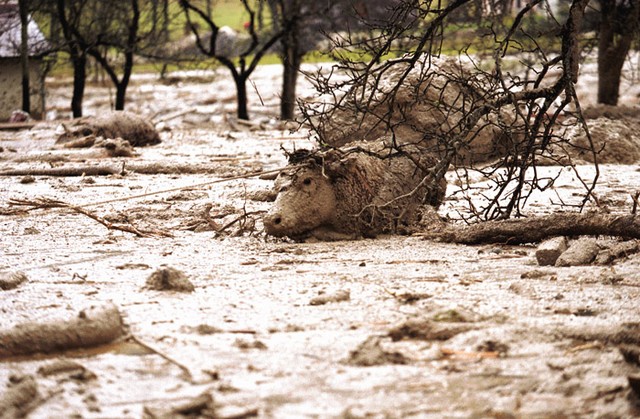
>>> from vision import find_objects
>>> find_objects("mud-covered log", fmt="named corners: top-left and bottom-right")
top-left (0, 304), bottom-right (125, 357)
top-left (431, 213), bottom-right (640, 245)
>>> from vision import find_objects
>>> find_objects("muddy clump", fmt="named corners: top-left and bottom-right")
top-left (263, 138), bottom-right (447, 240)
top-left (56, 111), bottom-right (161, 147)
top-left (145, 266), bottom-right (195, 292)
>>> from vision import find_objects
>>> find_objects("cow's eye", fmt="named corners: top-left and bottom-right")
top-left (82, 128), bottom-right (92, 136)
top-left (303, 178), bottom-right (312, 185)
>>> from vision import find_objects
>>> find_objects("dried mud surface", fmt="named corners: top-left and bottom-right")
top-left (1, 63), bottom-right (640, 417)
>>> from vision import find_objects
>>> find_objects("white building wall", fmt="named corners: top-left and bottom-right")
top-left (0, 58), bottom-right (45, 120)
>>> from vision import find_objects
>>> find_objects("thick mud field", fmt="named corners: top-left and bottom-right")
top-left (1, 64), bottom-right (640, 418)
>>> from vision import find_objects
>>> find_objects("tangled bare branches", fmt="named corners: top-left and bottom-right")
top-left (300, 0), bottom-right (597, 222)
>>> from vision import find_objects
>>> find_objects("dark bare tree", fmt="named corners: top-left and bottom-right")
top-left (40, 0), bottom-right (171, 116)
top-left (56, 0), bottom-right (141, 112)
top-left (18, 0), bottom-right (30, 113)
top-left (54, 0), bottom-right (89, 117)
top-left (597, 0), bottom-right (640, 105)
top-left (268, 0), bottom-right (410, 120)
top-left (179, 0), bottom-right (285, 120)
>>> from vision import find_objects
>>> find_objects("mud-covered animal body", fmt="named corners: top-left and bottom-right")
top-left (263, 139), bottom-right (447, 240)
top-left (56, 111), bottom-right (160, 147)
top-left (316, 56), bottom-right (522, 165)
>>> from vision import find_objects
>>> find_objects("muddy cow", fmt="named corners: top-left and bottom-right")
top-left (56, 111), bottom-right (160, 147)
top-left (263, 139), bottom-right (447, 240)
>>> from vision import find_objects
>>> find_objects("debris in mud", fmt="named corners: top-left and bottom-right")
top-left (0, 303), bottom-right (125, 357)
top-left (19, 175), bottom-right (34, 184)
top-left (145, 266), bottom-right (195, 292)
top-left (0, 375), bottom-right (39, 419)
top-left (8, 197), bottom-right (173, 238)
top-left (0, 271), bottom-right (28, 290)
top-left (536, 237), bottom-right (639, 267)
top-left (594, 240), bottom-right (640, 265)
top-left (95, 137), bottom-right (136, 157)
top-left (476, 340), bottom-right (509, 355)
top-left (37, 360), bottom-right (96, 381)
top-left (536, 236), bottom-right (568, 266)
top-left (388, 317), bottom-right (475, 342)
top-left (521, 269), bottom-right (557, 279)
top-left (194, 324), bottom-right (224, 335)
top-left (387, 290), bottom-right (432, 304)
top-left (246, 188), bottom-right (277, 202)
top-left (629, 374), bottom-right (640, 398)
top-left (432, 309), bottom-right (480, 323)
top-left (234, 338), bottom-right (267, 350)
top-left (345, 336), bottom-right (407, 366)
top-left (309, 289), bottom-right (350, 305)
top-left (439, 347), bottom-right (500, 359)
top-left (143, 392), bottom-right (216, 419)
top-left (555, 238), bottom-right (600, 266)
top-left (56, 111), bottom-right (161, 147)
top-left (59, 136), bottom-right (136, 157)
top-left (562, 322), bottom-right (640, 346)
top-left (620, 345), bottom-right (640, 366)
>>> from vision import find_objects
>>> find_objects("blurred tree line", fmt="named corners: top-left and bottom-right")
top-left (13, 0), bottom-right (640, 120)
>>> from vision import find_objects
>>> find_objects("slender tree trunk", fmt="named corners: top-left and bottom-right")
top-left (279, 0), bottom-right (301, 121)
top-left (18, 0), bottom-right (30, 114)
top-left (597, 0), bottom-right (640, 105)
top-left (280, 24), bottom-right (301, 120)
top-left (71, 52), bottom-right (86, 117)
top-left (235, 75), bottom-right (249, 120)
top-left (115, 51), bottom-right (134, 110)
top-left (281, 51), bottom-right (301, 120)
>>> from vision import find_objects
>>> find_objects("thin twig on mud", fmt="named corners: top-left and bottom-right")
top-left (79, 167), bottom-right (283, 208)
top-left (201, 203), bottom-right (222, 230)
top-left (217, 210), bottom-right (265, 235)
top-left (8, 197), bottom-right (173, 238)
top-left (128, 335), bottom-right (198, 384)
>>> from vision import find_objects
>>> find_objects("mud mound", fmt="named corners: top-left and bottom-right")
top-left (582, 104), bottom-right (640, 121)
top-left (559, 106), bottom-right (640, 164)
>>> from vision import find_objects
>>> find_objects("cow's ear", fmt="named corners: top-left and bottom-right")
top-left (325, 154), bottom-right (358, 180)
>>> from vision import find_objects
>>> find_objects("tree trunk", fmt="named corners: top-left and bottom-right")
top-left (18, 0), bottom-right (30, 114)
top-left (71, 52), bottom-right (86, 118)
top-left (280, 29), bottom-right (301, 121)
top-left (115, 52), bottom-right (134, 110)
top-left (235, 75), bottom-right (249, 120)
top-left (597, 0), bottom-right (640, 105)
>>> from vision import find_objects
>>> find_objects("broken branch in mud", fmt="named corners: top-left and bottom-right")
top-left (68, 167), bottom-right (282, 209)
top-left (0, 304), bottom-right (125, 357)
top-left (425, 212), bottom-right (640, 245)
top-left (0, 164), bottom-right (124, 177)
top-left (0, 159), bottom-right (254, 178)
top-left (129, 335), bottom-right (196, 384)
top-left (8, 197), bottom-right (173, 238)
